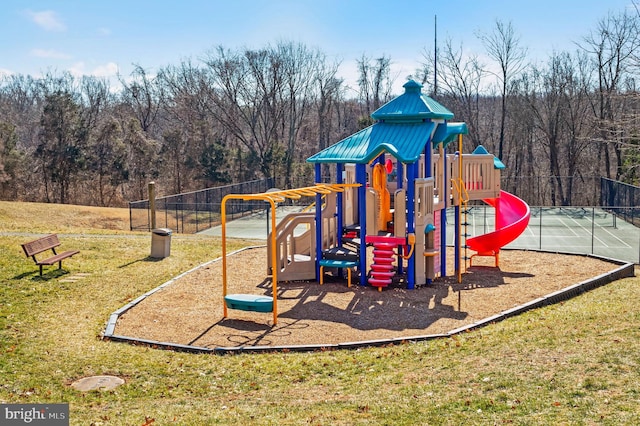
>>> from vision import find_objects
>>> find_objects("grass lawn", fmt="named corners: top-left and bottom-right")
top-left (0, 201), bottom-right (639, 425)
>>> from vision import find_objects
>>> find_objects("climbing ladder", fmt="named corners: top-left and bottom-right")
top-left (452, 178), bottom-right (470, 283)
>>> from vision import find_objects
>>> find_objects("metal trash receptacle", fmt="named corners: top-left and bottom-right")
top-left (151, 228), bottom-right (172, 258)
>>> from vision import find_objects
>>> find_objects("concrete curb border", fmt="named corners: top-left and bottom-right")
top-left (102, 250), bottom-right (635, 354)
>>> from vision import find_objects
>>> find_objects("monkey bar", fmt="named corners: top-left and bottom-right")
top-left (221, 183), bottom-right (359, 325)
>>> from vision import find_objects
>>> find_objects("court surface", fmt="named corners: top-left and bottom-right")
top-left (202, 205), bottom-right (640, 264)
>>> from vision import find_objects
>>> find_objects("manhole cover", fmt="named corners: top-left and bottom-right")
top-left (71, 375), bottom-right (125, 391)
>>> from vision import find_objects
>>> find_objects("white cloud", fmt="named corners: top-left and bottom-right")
top-left (68, 61), bottom-right (119, 78)
top-left (30, 48), bottom-right (71, 59)
top-left (91, 62), bottom-right (119, 78)
top-left (0, 68), bottom-right (13, 78)
top-left (97, 27), bottom-right (111, 36)
top-left (67, 62), bottom-right (86, 77)
top-left (25, 10), bottom-right (66, 32)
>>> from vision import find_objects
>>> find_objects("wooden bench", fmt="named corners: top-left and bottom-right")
top-left (21, 234), bottom-right (80, 276)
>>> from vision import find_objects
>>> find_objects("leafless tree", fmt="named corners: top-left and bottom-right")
top-left (580, 10), bottom-right (640, 180)
top-left (478, 20), bottom-right (528, 160)
top-left (419, 39), bottom-right (487, 149)
top-left (356, 54), bottom-right (395, 125)
top-left (119, 65), bottom-right (162, 134)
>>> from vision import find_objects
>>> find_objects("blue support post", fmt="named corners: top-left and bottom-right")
top-left (441, 209), bottom-right (447, 276)
top-left (454, 205), bottom-right (460, 275)
top-left (406, 162), bottom-right (417, 289)
top-left (441, 149), bottom-right (447, 277)
top-left (424, 145), bottom-right (432, 178)
top-left (315, 163), bottom-right (322, 282)
top-left (396, 160), bottom-right (404, 274)
top-left (336, 163), bottom-right (345, 279)
top-left (356, 163), bottom-right (367, 286)
top-left (336, 163), bottom-right (344, 247)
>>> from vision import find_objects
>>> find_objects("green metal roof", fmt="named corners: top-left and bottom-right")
top-left (371, 80), bottom-right (454, 122)
top-left (472, 144), bottom-right (506, 169)
top-left (432, 122), bottom-right (468, 147)
top-left (306, 79), bottom-right (467, 165)
top-left (307, 121), bottom-right (437, 164)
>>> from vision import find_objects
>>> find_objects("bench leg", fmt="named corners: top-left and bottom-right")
top-left (39, 265), bottom-right (43, 276)
top-left (58, 260), bottom-right (63, 270)
top-left (319, 266), bottom-right (324, 285)
top-left (347, 268), bottom-right (351, 288)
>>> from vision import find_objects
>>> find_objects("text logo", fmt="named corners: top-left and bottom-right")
top-left (1, 404), bottom-right (69, 425)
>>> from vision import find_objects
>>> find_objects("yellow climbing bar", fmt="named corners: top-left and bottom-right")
top-left (221, 183), bottom-right (359, 326)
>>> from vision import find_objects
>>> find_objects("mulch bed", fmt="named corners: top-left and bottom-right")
top-left (113, 247), bottom-right (621, 349)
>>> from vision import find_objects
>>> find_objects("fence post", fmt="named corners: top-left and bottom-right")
top-left (591, 207), bottom-right (595, 255)
top-left (149, 181), bottom-right (156, 231)
top-left (539, 207), bottom-right (542, 250)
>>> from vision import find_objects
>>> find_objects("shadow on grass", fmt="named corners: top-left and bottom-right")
top-left (118, 256), bottom-right (168, 268)
top-left (12, 268), bottom-right (69, 281)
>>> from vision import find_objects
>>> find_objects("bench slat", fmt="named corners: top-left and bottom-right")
top-left (36, 250), bottom-right (80, 266)
top-left (21, 234), bottom-right (79, 276)
top-left (22, 234), bottom-right (61, 257)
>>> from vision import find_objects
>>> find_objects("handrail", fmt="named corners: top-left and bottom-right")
top-left (451, 177), bottom-right (470, 204)
top-left (268, 213), bottom-right (316, 281)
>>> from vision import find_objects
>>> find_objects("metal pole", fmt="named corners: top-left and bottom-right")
top-left (148, 181), bottom-right (156, 230)
top-left (591, 207), bottom-right (595, 255)
top-left (221, 196), bottom-right (228, 319)
top-left (539, 207), bottom-right (542, 250)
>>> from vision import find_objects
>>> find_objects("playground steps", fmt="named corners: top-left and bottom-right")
top-left (322, 245), bottom-right (358, 262)
top-left (320, 245), bottom-right (360, 285)
top-left (365, 235), bottom-right (405, 291)
top-left (342, 224), bottom-right (361, 251)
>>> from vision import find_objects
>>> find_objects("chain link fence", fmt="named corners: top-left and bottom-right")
top-left (448, 204), bottom-right (639, 264)
top-left (129, 178), bottom-right (275, 233)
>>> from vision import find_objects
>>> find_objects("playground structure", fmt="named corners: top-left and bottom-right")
top-left (222, 80), bottom-right (531, 324)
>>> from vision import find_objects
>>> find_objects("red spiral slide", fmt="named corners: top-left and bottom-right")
top-left (467, 190), bottom-right (530, 254)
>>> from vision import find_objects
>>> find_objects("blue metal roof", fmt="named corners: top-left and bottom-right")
top-left (307, 121), bottom-right (437, 164)
top-left (306, 79), bottom-right (467, 165)
top-left (371, 80), bottom-right (454, 122)
top-left (432, 122), bottom-right (468, 147)
top-left (472, 144), bottom-right (506, 169)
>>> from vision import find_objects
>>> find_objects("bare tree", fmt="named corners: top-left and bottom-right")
top-left (356, 54), bottom-right (395, 125)
top-left (276, 41), bottom-right (327, 188)
top-left (203, 46), bottom-right (283, 182)
top-left (478, 20), bottom-right (528, 160)
top-left (119, 65), bottom-right (162, 134)
top-left (580, 11), bottom-right (640, 180)
top-left (521, 51), bottom-right (596, 205)
top-left (419, 39), bottom-right (487, 149)
top-left (314, 62), bottom-right (344, 182)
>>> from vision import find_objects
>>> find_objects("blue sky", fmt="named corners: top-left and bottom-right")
top-left (0, 0), bottom-right (636, 93)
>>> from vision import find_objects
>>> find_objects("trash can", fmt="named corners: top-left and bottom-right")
top-left (151, 228), bottom-right (172, 258)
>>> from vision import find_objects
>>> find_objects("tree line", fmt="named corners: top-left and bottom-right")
top-left (1, 7), bottom-right (639, 207)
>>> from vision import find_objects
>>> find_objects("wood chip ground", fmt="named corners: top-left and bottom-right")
top-left (114, 248), bottom-right (619, 348)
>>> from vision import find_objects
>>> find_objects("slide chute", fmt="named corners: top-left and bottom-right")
top-left (467, 190), bottom-right (530, 253)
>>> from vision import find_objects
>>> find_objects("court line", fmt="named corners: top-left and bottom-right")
top-left (591, 221), bottom-right (634, 248)
top-left (563, 216), bottom-right (609, 247)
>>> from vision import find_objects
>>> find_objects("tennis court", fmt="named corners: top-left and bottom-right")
top-left (204, 203), bottom-right (639, 264)
top-left (448, 205), bottom-right (640, 264)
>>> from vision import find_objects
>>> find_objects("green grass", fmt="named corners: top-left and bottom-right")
top-left (1, 201), bottom-right (639, 425)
